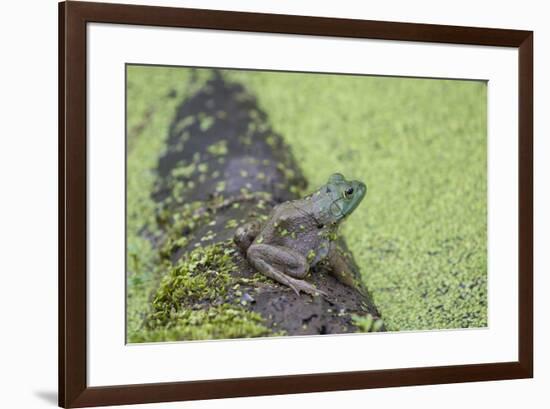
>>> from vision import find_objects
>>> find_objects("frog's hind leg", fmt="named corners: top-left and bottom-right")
top-left (247, 244), bottom-right (326, 296)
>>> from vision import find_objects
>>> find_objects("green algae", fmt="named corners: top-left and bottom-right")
top-left (352, 314), bottom-right (385, 333)
top-left (127, 65), bottom-right (488, 339)
top-left (207, 140), bottom-right (228, 156)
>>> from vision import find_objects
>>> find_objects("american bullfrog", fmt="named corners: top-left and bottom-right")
top-left (234, 173), bottom-right (367, 296)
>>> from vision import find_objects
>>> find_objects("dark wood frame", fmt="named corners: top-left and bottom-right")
top-left (59, 1), bottom-right (533, 407)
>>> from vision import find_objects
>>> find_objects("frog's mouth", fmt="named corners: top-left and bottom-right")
top-left (329, 198), bottom-right (345, 219)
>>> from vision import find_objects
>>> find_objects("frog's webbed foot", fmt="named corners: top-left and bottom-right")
top-left (247, 244), bottom-right (326, 297)
top-left (287, 278), bottom-right (327, 297)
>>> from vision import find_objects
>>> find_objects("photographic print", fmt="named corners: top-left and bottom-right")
top-left (126, 65), bottom-right (487, 343)
top-left (60, 5), bottom-right (532, 404)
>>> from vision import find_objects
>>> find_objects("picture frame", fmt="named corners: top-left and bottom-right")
top-left (59, 1), bottom-right (533, 407)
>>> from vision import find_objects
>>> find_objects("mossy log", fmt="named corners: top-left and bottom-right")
top-left (140, 73), bottom-right (384, 341)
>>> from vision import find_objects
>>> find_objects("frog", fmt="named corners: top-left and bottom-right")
top-left (233, 173), bottom-right (367, 296)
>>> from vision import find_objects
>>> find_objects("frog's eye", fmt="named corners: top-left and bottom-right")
top-left (343, 187), bottom-right (354, 199)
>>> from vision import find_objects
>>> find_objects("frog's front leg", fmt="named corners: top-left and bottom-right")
top-left (327, 242), bottom-right (367, 295)
top-left (247, 244), bottom-right (325, 296)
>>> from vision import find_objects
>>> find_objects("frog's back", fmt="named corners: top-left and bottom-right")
top-left (259, 200), bottom-right (326, 258)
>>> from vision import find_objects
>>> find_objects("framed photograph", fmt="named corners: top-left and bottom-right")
top-left (59, 1), bottom-right (533, 407)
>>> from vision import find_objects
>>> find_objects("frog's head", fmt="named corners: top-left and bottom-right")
top-left (322, 173), bottom-right (367, 223)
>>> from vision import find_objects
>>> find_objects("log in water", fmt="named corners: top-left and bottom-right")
top-left (140, 72), bottom-right (384, 340)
